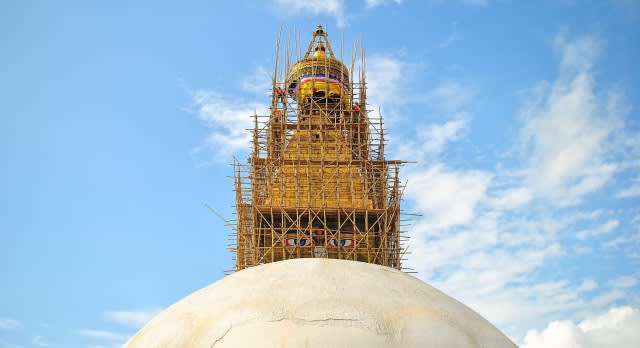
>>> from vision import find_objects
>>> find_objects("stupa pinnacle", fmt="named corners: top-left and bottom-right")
top-left (233, 25), bottom-right (406, 271)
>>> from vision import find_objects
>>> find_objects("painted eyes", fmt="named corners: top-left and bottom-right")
top-left (284, 237), bottom-right (354, 247)
top-left (327, 239), bottom-right (354, 248)
top-left (285, 238), bottom-right (312, 247)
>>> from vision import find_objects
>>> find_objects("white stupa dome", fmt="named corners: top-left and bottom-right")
top-left (124, 259), bottom-right (516, 347)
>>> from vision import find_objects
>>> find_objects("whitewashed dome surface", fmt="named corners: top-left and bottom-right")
top-left (124, 258), bottom-right (517, 348)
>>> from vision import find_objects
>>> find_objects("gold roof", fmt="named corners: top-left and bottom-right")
top-left (287, 25), bottom-right (350, 93)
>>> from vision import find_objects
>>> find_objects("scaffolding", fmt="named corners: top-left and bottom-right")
top-left (232, 25), bottom-right (408, 272)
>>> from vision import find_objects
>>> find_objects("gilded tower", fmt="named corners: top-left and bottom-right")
top-left (233, 26), bottom-right (406, 271)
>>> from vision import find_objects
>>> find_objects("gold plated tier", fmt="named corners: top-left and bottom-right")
top-left (286, 25), bottom-right (350, 106)
top-left (232, 25), bottom-right (405, 273)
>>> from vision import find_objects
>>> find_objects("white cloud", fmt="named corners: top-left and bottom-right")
top-left (521, 306), bottom-right (640, 348)
top-left (0, 318), bottom-right (20, 330)
top-left (390, 81), bottom-right (474, 160)
top-left (608, 275), bottom-right (638, 289)
top-left (439, 32), bottom-right (460, 48)
top-left (189, 89), bottom-right (266, 163)
top-left (240, 66), bottom-right (272, 96)
top-left (577, 278), bottom-right (598, 292)
top-left (271, 0), bottom-right (347, 28)
top-left (0, 338), bottom-right (23, 348)
top-left (460, 0), bottom-right (488, 5)
top-left (401, 39), bottom-right (634, 332)
top-left (616, 185), bottom-right (640, 198)
top-left (554, 32), bottom-right (601, 74)
top-left (77, 329), bottom-right (129, 342)
top-left (407, 33), bottom-right (638, 341)
top-left (31, 336), bottom-right (48, 347)
top-left (602, 223), bottom-right (640, 259)
top-left (576, 219), bottom-right (619, 240)
top-left (364, 59), bottom-right (474, 128)
top-left (519, 33), bottom-right (625, 206)
top-left (394, 117), bottom-right (470, 164)
top-left (418, 118), bottom-right (469, 156)
top-left (427, 82), bottom-right (474, 112)
top-left (77, 309), bottom-right (162, 348)
top-left (406, 164), bottom-right (492, 229)
top-left (365, 55), bottom-right (405, 112)
top-left (488, 187), bottom-right (533, 209)
top-left (419, 241), bottom-right (605, 334)
top-left (105, 308), bottom-right (162, 329)
top-left (414, 203), bottom-right (639, 333)
top-left (365, 0), bottom-right (403, 8)
top-left (615, 175), bottom-right (640, 198)
top-left (271, 0), bottom-right (404, 27)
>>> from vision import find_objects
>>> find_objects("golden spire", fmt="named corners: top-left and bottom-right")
top-left (303, 24), bottom-right (336, 59)
top-left (313, 42), bottom-right (327, 58)
top-left (287, 26), bottom-right (350, 106)
top-left (232, 26), bottom-right (406, 273)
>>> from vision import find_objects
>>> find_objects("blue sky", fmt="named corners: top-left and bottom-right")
top-left (2, 0), bottom-right (639, 347)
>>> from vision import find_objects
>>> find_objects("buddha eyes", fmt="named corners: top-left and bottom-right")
top-left (327, 239), bottom-right (354, 248)
top-left (284, 238), bottom-right (354, 247)
top-left (341, 239), bottom-right (353, 247)
top-left (285, 238), bottom-right (311, 247)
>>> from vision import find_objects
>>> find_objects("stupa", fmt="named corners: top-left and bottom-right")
top-left (123, 26), bottom-right (517, 348)
top-left (232, 25), bottom-right (404, 271)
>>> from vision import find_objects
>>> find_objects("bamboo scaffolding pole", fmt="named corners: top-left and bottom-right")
top-left (230, 26), bottom-right (408, 272)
